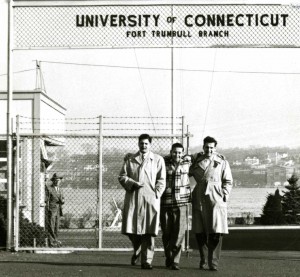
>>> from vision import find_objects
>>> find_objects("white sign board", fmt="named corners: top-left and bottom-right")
top-left (13, 4), bottom-right (300, 49)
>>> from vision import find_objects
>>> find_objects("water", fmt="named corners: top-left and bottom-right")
top-left (227, 187), bottom-right (282, 217)
top-left (62, 187), bottom-right (281, 218)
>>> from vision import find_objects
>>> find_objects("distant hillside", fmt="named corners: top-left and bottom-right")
top-left (188, 145), bottom-right (300, 163)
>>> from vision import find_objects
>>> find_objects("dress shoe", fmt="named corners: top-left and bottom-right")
top-left (165, 258), bottom-right (172, 268)
top-left (209, 266), bottom-right (218, 271)
top-left (171, 263), bottom-right (180, 270)
top-left (141, 263), bottom-right (153, 270)
top-left (199, 263), bottom-right (208, 270)
top-left (131, 254), bottom-right (139, 266)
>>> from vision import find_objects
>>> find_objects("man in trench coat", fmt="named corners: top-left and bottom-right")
top-left (118, 134), bottom-right (166, 270)
top-left (45, 173), bottom-right (65, 247)
top-left (189, 136), bottom-right (233, 271)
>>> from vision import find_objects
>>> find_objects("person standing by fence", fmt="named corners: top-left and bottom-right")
top-left (160, 142), bottom-right (191, 270)
top-left (118, 134), bottom-right (166, 270)
top-left (45, 173), bottom-right (65, 247)
top-left (188, 136), bottom-right (233, 271)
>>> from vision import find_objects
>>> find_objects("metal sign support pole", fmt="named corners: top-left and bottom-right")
top-left (6, 0), bottom-right (14, 251)
top-left (171, 47), bottom-right (175, 139)
top-left (181, 116), bottom-right (185, 145)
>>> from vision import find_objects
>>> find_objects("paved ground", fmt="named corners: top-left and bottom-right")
top-left (0, 250), bottom-right (299, 277)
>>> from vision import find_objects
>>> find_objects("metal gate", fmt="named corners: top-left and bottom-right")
top-left (14, 116), bottom-right (188, 251)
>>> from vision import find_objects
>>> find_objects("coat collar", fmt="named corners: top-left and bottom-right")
top-left (50, 184), bottom-right (60, 196)
top-left (164, 155), bottom-right (187, 167)
top-left (195, 152), bottom-right (222, 170)
top-left (195, 152), bottom-right (222, 163)
top-left (213, 154), bottom-right (223, 164)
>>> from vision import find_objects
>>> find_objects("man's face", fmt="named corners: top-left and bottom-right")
top-left (138, 139), bottom-right (151, 154)
top-left (171, 147), bottom-right (184, 163)
top-left (203, 142), bottom-right (216, 157)
top-left (53, 179), bottom-right (62, 186)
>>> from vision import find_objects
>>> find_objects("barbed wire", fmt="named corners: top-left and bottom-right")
top-left (19, 128), bottom-right (182, 131)
top-left (17, 116), bottom-right (183, 134)
top-left (103, 122), bottom-right (182, 125)
top-left (19, 116), bottom-right (99, 120)
top-left (19, 128), bottom-right (99, 132)
top-left (104, 116), bottom-right (182, 119)
top-left (19, 121), bottom-right (181, 125)
top-left (20, 121), bottom-right (98, 125)
top-left (103, 128), bottom-right (182, 131)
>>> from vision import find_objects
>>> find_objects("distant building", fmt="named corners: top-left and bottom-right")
top-left (280, 160), bottom-right (294, 167)
top-left (267, 152), bottom-right (288, 165)
top-left (244, 156), bottom-right (260, 166)
top-left (251, 168), bottom-right (266, 175)
top-left (267, 165), bottom-right (294, 186)
top-left (251, 164), bottom-right (268, 169)
top-left (233, 160), bottom-right (242, 166)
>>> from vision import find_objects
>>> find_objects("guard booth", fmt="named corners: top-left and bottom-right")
top-left (0, 90), bottom-right (66, 228)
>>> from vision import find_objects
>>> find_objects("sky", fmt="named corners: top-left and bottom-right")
top-left (1, 0), bottom-right (300, 149)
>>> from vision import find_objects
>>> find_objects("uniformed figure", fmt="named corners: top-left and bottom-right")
top-left (189, 136), bottom-right (233, 271)
top-left (118, 134), bottom-right (166, 270)
top-left (160, 143), bottom-right (191, 270)
top-left (45, 173), bottom-right (65, 247)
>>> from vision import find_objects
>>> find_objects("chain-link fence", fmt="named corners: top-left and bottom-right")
top-left (14, 116), bottom-right (186, 250)
top-left (13, 4), bottom-right (300, 49)
top-left (101, 135), bottom-right (182, 249)
top-left (17, 135), bottom-right (100, 249)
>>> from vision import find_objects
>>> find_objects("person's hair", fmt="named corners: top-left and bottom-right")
top-left (171, 142), bottom-right (184, 152)
top-left (138, 134), bottom-right (152, 143)
top-left (203, 136), bottom-right (218, 146)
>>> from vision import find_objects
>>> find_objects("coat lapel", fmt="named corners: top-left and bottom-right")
top-left (196, 154), bottom-right (208, 171)
top-left (203, 154), bottom-right (221, 179)
top-left (50, 185), bottom-right (56, 196)
top-left (144, 152), bottom-right (154, 187)
top-left (134, 152), bottom-right (142, 165)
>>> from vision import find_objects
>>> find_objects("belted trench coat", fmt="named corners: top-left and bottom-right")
top-left (189, 152), bottom-right (233, 234)
top-left (118, 151), bottom-right (166, 236)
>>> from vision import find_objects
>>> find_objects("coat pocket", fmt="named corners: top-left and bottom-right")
top-left (205, 181), bottom-right (221, 195)
top-left (206, 181), bottom-right (225, 205)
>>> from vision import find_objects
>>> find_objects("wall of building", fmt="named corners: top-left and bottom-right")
top-left (0, 99), bottom-right (33, 134)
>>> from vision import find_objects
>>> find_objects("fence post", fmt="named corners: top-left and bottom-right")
top-left (14, 115), bottom-right (20, 251)
top-left (98, 116), bottom-right (103, 249)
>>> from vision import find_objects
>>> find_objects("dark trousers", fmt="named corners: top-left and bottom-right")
top-left (195, 233), bottom-right (223, 268)
top-left (47, 209), bottom-right (60, 245)
top-left (128, 234), bottom-right (155, 265)
top-left (160, 206), bottom-right (187, 265)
